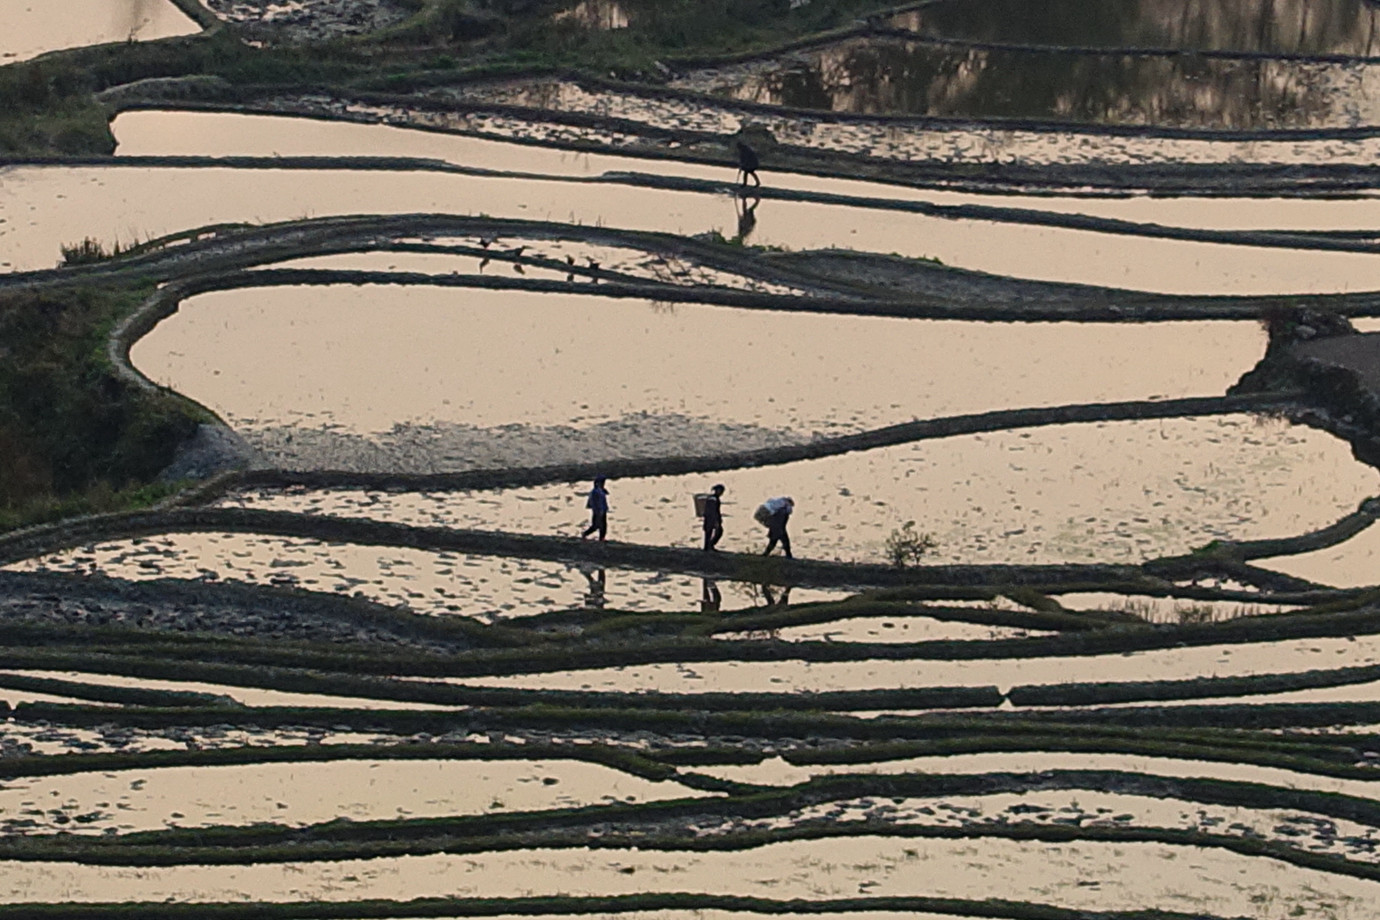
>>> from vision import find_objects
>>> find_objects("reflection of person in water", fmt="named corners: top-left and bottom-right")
top-left (761, 584), bottom-right (791, 607)
top-left (581, 567), bottom-right (606, 609)
top-left (735, 194), bottom-right (759, 242)
top-left (700, 578), bottom-right (722, 614)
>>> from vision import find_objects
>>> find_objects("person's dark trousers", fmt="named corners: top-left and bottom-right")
top-left (763, 513), bottom-right (791, 558)
top-left (704, 524), bottom-right (723, 550)
top-left (582, 511), bottom-right (608, 540)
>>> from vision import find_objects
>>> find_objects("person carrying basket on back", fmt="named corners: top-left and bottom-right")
top-left (755, 495), bottom-right (794, 559)
top-left (700, 483), bottom-right (726, 551)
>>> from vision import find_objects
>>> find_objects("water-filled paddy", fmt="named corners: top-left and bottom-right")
top-left (237, 416), bottom-right (1377, 566)
top-left (759, 617), bottom-right (1053, 643)
top-left (1259, 524), bottom-right (1380, 588)
top-left (5, 535), bottom-right (847, 618)
top-left (111, 110), bottom-right (1380, 232)
top-left (2, 836), bottom-right (1375, 915)
top-left (0, 0), bottom-right (197, 63)
top-left (0, 759), bottom-right (705, 835)
top-left (448, 632), bottom-right (1380, 696)
top-left (133, 284), bottom-right (1262, 444)
top-left (10, 160), bottom-right (1380, 294)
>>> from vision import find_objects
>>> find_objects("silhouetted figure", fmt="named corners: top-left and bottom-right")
top-left (735, 194), bottom-right (759, 242)
top-left (581, 566), bottom-right (607, 609)
top-left (756, 495), bottom-right (794, 559)
top-left (581, 476), bottom-right (610, 541)
top-left (736, 140), bottom-right (761, 188)
top-left (702, 483), bottom-right (726, 551)
top-left (700, 578), bottom-right (722, 614)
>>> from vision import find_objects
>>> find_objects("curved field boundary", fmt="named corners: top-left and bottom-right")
top-left (0, 894), bottom-right (1244, 920)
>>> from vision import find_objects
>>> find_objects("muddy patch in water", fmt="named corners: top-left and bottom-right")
top-left (1, 836), bottom-right (1375, 914)
top-left (431, 78), bottom-right (1380, 166)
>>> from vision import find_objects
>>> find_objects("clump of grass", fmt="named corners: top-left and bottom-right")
top-left (59, 237), bottom-right (128, 266)
top-left (883, 521), bottom-right (936, 568)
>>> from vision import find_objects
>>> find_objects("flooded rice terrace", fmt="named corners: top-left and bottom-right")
top-left (14, 1), bottom-right (1380, 919)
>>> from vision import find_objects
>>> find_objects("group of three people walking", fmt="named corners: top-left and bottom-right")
top-left (581, 478), bottom-right (794, 558)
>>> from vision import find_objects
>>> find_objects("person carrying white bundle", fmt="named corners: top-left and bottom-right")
top-left (755, 496), bottom-right (794, 559)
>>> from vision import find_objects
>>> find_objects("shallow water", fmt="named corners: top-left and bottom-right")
top-left (237, 416), bottom-right (1378, 567)
top-left (896, 0), bottom-right (1380, 56)
top-left (450, 632), bottom-right (1380, 696)
top-left (111, 111), bottom-right (1380, 232)
top-left (1258, 523), bottom-right (1380, 588)
top-left (761, 617), bottom-right (1053, 643)
top-left (133, 284), bottom-right (1262, 438)
top-left (0, 759), bottom-right (705, 835)
top-left (2, 836), bottom-right (1375, 916)
top-left (10, 162), bottom-right (1380, 294)
top-left (0, 0), bottom-right (197, 63)
top-left (5, 534), bottom-right (847, 618)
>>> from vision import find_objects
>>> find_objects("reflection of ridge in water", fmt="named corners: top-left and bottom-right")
top-left (896, 0), bottom-right (1380, 57)
top-left (703, 37), bottom-right (1350, 129)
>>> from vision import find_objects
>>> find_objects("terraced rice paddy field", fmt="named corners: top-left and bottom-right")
top-left (17, 2), bottom-right (1380, 919)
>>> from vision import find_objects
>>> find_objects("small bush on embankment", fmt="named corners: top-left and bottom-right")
top-left (0, 285), bottom-right (202, 530)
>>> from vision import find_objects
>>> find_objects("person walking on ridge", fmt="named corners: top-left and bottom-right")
top-left (702, 483), bottom-right (726, 551)
top-left (736, 140), bottom-right (761, 188)
top-left (757, 495), bottom-right (794, 559)
top-left (581, 476), bottom-right (610, 541)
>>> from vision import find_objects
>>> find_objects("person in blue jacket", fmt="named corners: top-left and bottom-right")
top-left (581, 476), bottom-right (610, 541)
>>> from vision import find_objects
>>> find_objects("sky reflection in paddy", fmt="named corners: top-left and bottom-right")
top-left (131, 285), bottom-right (1262, 436)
